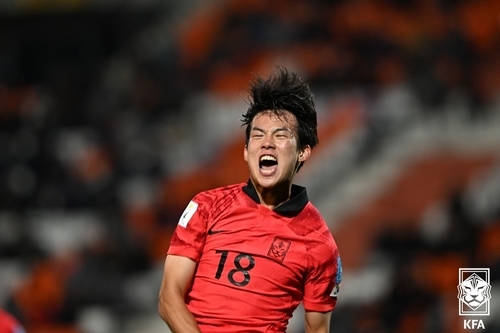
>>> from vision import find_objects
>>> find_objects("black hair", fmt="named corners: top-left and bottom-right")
top-left (241, 66), bottom-right (319, 151)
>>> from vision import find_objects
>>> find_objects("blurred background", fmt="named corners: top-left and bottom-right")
top-left (1, 0), bottom-right (500, 332)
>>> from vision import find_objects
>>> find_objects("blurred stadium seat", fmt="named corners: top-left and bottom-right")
top-left (1, 0), bottom-right (500, 332)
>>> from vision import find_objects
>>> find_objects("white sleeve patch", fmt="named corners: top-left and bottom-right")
top-left (178, 200), bottom-right (198, 228)
top-left (330, 283), bottom-right (340, 297)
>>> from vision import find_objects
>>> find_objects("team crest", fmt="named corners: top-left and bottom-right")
top-left (458, 268), bottom-right (491, 316)
top-left (267, 237), bottom-right (291, 263)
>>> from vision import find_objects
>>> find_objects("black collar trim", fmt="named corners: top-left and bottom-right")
top-left (242, 179), bottom-right (309, 213)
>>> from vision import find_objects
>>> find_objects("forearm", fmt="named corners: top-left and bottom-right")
top-left (158, 294), bottom-right (201, 333)
top-left (304, 310), bottom-right (331, 333)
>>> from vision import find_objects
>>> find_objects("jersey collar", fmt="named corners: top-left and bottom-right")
top-left (242, 180), bottom-right (309, 213)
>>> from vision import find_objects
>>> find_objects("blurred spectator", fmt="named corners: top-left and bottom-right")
top-left (1, 0), bottom-right (500, 332)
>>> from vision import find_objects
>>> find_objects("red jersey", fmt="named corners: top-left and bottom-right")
top-left (168, 181), bottom-right (342, 333)
top-left (0, 309), bottom-right (25, 333)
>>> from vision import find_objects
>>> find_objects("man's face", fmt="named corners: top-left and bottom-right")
top-left (244, 110), bottom-right (310, 190)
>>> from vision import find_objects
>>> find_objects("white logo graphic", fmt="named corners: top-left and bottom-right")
top-left (178, 201), bottom-right (198, 228)
top-left (457, 268), bottom-right (491, 316)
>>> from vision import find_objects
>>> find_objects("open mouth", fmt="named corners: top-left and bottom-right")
top-left (259, 155), bottom-right (278, 174)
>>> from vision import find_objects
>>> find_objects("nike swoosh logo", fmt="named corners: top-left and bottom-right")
top-left (207, 229), bottom-right (229, 235)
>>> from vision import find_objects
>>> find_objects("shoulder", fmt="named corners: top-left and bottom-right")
top-left (200, 182), bottom-right (245, 195)
top-left (300, 203), bottom-right (338, 252)
top-left (194, 183), bottom-right (245, 203)
top-left (300, 203), bottom-right (332, 236)
top-left (190, 183), bottom-right (246, 217)
top-left (303, 202), bottom-right (325, 221)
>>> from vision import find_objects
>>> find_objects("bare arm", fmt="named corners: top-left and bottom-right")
top-left (304, 310), bottom-right (332, 333)
top-left (158, 255), bottom-right (201, 333)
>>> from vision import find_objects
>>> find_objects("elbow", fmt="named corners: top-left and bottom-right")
top-left (158, 291), bottom-right (171, 323)
top-left (158, 288), bottom-right (182, 324)
top-left (159, 299), bottom-right (173, 324)
top-left (158, 299), bottom-right (166, 322)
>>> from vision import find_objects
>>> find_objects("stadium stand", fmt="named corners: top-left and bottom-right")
top-left (1, 0), bottom-right (500, 332)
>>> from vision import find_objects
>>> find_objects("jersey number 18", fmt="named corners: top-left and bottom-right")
top-left (215, 250), bottom-right (255, 287)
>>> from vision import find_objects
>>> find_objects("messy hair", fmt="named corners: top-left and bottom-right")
top-left (241, 66), bottom-right (319, 151)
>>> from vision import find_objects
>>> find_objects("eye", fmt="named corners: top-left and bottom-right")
top-left (250, 132), bottom-right (264, 139)
top-left (274, 131), bottom-right (292, 139)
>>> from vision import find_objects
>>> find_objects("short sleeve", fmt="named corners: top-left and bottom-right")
top-left (167, 193), bottom-right (210, 261)
top-left (302, 241), bottom-right (342, 312)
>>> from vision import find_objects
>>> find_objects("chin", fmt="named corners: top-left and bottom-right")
top-left (255, 180), bottom-right (275, 189)
top-left (256, 176), bottom-right (289, 189)
top-left (252, 176), bottom-right (276, 188)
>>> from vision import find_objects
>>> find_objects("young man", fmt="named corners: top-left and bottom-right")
top-left (158, 67), bottom-right (342, 333)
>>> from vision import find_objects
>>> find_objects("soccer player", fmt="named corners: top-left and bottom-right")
top-left (158, 66), bottom-right (342, 333)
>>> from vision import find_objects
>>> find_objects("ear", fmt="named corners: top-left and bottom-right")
top-left (244, 145), bottom-right (248, 162)
top-left (298, 145), bottom-right (311, 162)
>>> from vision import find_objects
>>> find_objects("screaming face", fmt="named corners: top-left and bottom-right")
top-left (244, 111), bottom-right (310, 192)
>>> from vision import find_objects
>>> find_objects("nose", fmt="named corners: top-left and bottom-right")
top-left (261, 133), bottom-right (276, 148)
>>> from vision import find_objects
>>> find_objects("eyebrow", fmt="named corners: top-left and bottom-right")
top-left (250, 126), bottom-right (293, 133)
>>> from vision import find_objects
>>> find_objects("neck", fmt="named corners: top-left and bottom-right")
top-left (253, 181), bottom-right (291, 210)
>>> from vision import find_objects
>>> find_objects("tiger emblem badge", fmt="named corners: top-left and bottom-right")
top-left (267, 237), bottom-right (291, 263)
top-left (458, 268), bottom-right (491, 316)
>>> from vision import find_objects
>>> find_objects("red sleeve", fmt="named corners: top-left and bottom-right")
top-left (167, 193), bottom-right (210, 262)
top-left (0, 309), bottom-right (25, 333)
top-left (302, 236), bottom-right (342, 312)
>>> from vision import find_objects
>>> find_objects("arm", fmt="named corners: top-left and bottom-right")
top-left (304, 310), bottom-right (332, 333)
top-left (158, 254), bottom-right (201, 333)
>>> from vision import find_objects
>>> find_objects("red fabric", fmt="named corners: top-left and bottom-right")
top-left (0, 309), bottom-right (24, 333)
top-left (168, 183), bottom-right (340, 332)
